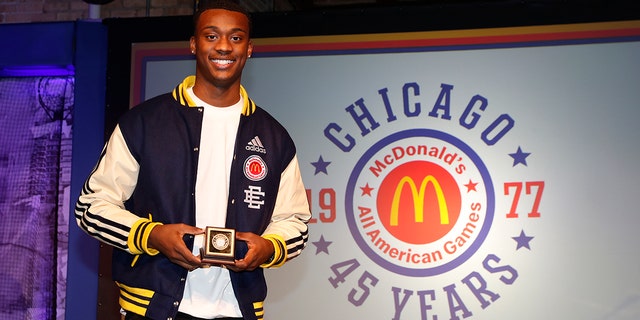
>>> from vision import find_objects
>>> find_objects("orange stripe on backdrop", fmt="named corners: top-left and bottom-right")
top-left (252, 20), bottom-right (640, 53)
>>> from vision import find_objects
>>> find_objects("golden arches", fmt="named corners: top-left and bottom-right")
top-left (390, 175), bottom-right (450, 226)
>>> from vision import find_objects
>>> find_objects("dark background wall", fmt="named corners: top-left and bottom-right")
top-left (3, 0), bottom-right (640, 24)
top-left (0, 0), bottom-right (446, 24)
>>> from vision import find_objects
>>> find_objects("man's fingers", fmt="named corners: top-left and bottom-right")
top-left (147, 223), bottom-right (204, 269)
top-left (179, 224), bottom-right (204, 236)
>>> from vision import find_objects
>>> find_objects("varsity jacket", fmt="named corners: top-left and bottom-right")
top-left (75, 76), bottom-right (311, 320)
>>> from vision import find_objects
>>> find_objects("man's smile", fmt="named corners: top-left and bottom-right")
top-left (210, 58), bottom-right (235, 67)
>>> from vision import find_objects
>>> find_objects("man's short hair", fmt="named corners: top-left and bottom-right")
top-left (193, 0), bottom-right (252, 36)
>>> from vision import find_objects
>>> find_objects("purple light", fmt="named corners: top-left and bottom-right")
top-left (0, 64), bottom-right (75, 77)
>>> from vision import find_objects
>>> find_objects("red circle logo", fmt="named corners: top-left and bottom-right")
top-left (376, 161), bottom-right (461, 244)
top-left (244, 155), bottom-right (267, 181)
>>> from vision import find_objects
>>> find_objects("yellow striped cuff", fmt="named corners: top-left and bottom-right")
top-left (260, 234), bottom-right (287, 268)
top-left (128, 218), bottom-right (162, 256)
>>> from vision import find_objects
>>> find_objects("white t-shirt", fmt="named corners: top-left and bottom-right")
top-left (178, 87), bottom-right (243, 318)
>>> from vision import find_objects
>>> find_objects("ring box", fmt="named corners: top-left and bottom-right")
top-left (200, 226), bottom-right (236, 265)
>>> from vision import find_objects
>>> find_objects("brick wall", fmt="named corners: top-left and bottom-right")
top-left (0, 0), bottom-right (375, 24)
top-left (0, 0), bottom-right (194, 24)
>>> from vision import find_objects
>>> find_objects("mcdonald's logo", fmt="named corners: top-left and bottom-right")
top-left (249, 162), bottom-right (262, 175)
top-left (390, 175), bottom-right (450, 226)
top-left (244, 155), bottom-right (267, 181)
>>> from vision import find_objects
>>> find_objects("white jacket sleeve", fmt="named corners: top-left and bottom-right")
top-left (261, 154), bottom-right (311, 267)
top-left (74, 125), bottom-right (148, 253)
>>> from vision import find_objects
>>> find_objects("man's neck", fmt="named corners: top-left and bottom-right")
top-left (192, 82), bottom-right (241, 108)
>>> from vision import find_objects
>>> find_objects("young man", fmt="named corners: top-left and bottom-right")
top-left (75, 1), bottom-right (311, 319)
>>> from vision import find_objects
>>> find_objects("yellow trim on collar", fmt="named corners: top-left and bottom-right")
top-left (239, 84), bottom-right (255, 116)
top-left (175, 75), bottom-right (256, 115)
top-left (177, 75), bottom-right (198, 107)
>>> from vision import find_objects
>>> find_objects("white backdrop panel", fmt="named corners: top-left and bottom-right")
top-left (140, 28), bottom-right (640, 320)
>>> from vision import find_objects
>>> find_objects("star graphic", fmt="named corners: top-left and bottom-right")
top-left (464, 179), bottom-right (478, 192)
top-left (311, 156), bottom-right (331, 175)
top-left (360, 183), bottom-right (374, 196)
top-left (312, 235), bottom-right (332, 255)
top-left (512, 230), bottom-right (534, 250)
top-left (509, 146), bottom-right (531, 167)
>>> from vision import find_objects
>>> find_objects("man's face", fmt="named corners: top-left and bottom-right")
top-left (190, 9), bottom-right (253, 89)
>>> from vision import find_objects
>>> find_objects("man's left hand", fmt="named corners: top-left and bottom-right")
top-left (228, 232), bottom-right (275, 271)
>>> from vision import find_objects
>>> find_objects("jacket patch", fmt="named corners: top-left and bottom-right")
top-left (244, 185), bottom-right (265, 210)
top-left (244, 155), bottom-right (267, 181)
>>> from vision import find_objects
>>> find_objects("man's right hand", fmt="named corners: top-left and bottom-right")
top-left (147, 223), bottom-right (204, 271)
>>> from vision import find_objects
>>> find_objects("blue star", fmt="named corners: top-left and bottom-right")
top-left (509, 146), bottom-right (531, 167)
top-left (311, 156), bottom-right (331, 175)
top-left (512, 230), bottom-right (534, 250)
top-left (312, 235), bottom-right (332, 255)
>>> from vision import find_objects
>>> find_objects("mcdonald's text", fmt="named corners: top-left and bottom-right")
top-left (369, 144), bottom-right (465, 178)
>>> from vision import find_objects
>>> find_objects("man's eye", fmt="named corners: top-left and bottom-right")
top-left (206, 35), bottom-right (217, 40)
top-left (231, 36), bottom-right (242, 41)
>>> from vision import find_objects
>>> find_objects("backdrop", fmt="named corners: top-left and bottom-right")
top-left (0, 76), bottom-right (74, 320)
top-left (132, 20), bottom-right (640, 319)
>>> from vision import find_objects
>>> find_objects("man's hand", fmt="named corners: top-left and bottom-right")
top-left (147, 223), bottom-right (203, 271)
top-left (228, 232), bottom-right (275, 272)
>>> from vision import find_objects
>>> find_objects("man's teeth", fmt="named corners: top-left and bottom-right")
top-left (212, 59), bottom-right (233, 65)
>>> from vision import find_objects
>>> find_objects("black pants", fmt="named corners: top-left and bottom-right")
top-left (125, 311), bottom-right (243, 320)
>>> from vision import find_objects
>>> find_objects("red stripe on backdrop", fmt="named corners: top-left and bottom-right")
top-left (252, 22), bottom-right (640, 54)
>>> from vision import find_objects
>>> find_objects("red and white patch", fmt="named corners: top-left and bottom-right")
top-left (244, 155), bottom-right (267, 181)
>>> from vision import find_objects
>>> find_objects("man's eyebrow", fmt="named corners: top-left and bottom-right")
top-left (201, 26), bottom-right (248, 34)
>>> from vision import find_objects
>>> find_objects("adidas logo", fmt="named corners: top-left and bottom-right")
top-left (246, 136), bottom-right (267, 154)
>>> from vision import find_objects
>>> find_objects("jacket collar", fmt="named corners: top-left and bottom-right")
top-left (171, 75), bottom-right (256, 116)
